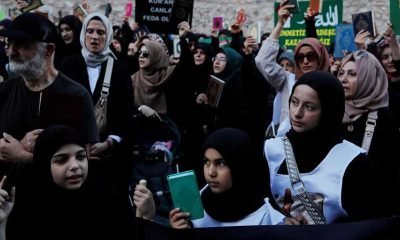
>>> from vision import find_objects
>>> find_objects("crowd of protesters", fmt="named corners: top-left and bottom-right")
top-left (0, 0), bottom-right (400, 239)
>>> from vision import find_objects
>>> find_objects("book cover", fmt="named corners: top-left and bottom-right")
top-left (73, 3), bottom-right (88, 19)
top-left (38, 91), bottom-right (83, 130)
top-left (334, 24), bottom-right (357, 58)
top-left (167, 170), bottom-right (204, 220)
top-left (125, 2), bottom-right (133, 17)
top-left (309, 0), bottom-right (323, 14)
top-left (213, 17), bottom-right (223, 30)
top-left (390, 0), bottom-right (400, 35)
top-left (352, 11), bottom-right (376, 37)
top-left (286, 0), bottom-right (300, 14)
top-left (20, 0), bottom-right (43, 13)
top-left (205, 75), bottom-right (225, 108)
top-left (248, 22), bottom-right (261, 43)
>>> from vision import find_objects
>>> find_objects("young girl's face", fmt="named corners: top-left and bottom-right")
top-left (213, 53), bottom-right (227, 74)
top-left (203, 148), bottom-right (232, 194)
top-left (289, 85), bottom-right (322, 133)
top-left (60, 23), bottom-right (74, 44)
top-left (337, 61), bottom-right (357, 99)
top-left (50, 144), bottom-right (88, 190)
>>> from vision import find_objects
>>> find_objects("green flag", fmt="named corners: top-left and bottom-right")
top-left (274, 0), bottom-right (343, 49)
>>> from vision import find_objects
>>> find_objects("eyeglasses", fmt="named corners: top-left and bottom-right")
top-left (138, 50), bottom-right (150, 58)
top-left (295, 52), bottom-right (318, 62)
top-left (212, 56), bottom-right (227, 63)
top-left (128, 48), bottom-right (135, 52)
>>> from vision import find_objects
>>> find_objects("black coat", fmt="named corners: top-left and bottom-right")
top-left (60, 54), bottom-right (134, 141)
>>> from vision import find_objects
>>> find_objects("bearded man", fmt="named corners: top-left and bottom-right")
top-left (0, 12), bottom-right (98, 166)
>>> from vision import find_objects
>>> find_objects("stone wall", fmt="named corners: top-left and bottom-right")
top-left (0, 0), bottom-right (390, 34)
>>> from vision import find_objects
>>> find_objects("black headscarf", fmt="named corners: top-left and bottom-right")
top-left (55, 15), bottom-right (82, 67)
top-left (214, 47), bottom-right (243, 82)
top-left (33, 125), bottom-right (86, 192)
top-left (201, 128), bottom-right (268, 222)
top-left (284, 71), bottom-right (345, 172)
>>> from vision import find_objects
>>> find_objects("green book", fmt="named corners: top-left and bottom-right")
top-left (167, 170), bottom-right (204, 220)
top-left (390, 0), bottom-right (400, 35)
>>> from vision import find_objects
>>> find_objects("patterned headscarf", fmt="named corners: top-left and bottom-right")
top-left (340, 50), bottom-right (389, 123)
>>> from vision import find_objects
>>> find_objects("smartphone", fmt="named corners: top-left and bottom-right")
top-left (285, 0), bottom-right (300, 14)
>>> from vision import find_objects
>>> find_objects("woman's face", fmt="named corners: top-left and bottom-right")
top-left (112, 39), bottom-right (122, 53)
top-left (213, 53), bottom-right (227, 74)
top-left (296, 46), bottom-right (319, 73)
top-left (289, 85), bottom-right (322, 133)
top-left (60, 23), bottom-right (74, 44)
top-left (203, 148), bottom-right (232, 194)
top-left (138, 45), bottom-right (150, 68)
top-left (194, 48), bottom-right (206, 65)
top-left (338, 61), bottom-right (357, 99)
top-left (85, 19), bottom-right (106, 54)
top-left (380, 46), bottom-right (396, 74)
top-left (50, 144), bottom-right (88, 190)
top-left (279, 58), bottom-right (294, 73)
top-left (127, 43), bottom-right (136, 56)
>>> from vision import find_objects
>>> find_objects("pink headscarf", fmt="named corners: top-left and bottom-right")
top-left (340, 50), bottom-right (389, 123)
top-left (294, 38), bottom-right (330, 79)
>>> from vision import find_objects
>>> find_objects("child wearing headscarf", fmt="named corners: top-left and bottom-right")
top-left (11, 125), bottom-right (129, 239)
top-left (170, 128), bottom-right (286, 228)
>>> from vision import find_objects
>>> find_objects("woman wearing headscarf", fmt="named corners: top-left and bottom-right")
top-left (54, 15), bottom-right (82, 68)
top-left (338, 50), bottom-right (400, 218)
top-left (196, 47), bottom-right (248, 134)
top-left (165, 22), bottom-right (216, 181)
top-left (60, 13), bottom-right (134, 200)
top-left (265, 71), bottom-right (377, 224)
top-left (170, 128), bottom-right (286, 228)
top-left (255, 0), bottom-right (329, 137)
top-left (11, 125), bottom-right (129, 239)
top-left (371, 23), bottom-right (400, 132)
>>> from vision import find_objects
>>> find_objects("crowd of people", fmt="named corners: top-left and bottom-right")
top-left (0, 0), bottom-right (400, 238)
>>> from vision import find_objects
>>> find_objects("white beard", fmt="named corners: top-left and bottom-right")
top-left (9, 46), bottom-right (46, 80)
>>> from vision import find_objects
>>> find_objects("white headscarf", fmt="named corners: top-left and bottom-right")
top-left (80, 12), bottom-right (115, 67)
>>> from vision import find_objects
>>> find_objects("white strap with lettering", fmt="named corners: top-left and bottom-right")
top-left (361, 111), bottom-right (378, 153)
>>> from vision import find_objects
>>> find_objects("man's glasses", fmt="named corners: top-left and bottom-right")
top-left (138, 50), bottom-right (150, 58)
top-left (295, 52), bottom-right (318, 62)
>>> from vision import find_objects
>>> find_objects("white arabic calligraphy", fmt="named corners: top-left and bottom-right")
top-left (296, 5), bottom-right (339, 27)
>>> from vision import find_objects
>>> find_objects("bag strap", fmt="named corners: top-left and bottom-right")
top-left (98, 56), bottom-right (114, 107)
top-left (282, 136), bottom-right (327, 225)
top-left (361, 110), bottom-right (378, 153)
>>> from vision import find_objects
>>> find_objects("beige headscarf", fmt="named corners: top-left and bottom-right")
top-left (294, 38), bottom-right (330, 79)
top-left (132, 41), bottom-right (175, 114)
top-left (341, 50), bottom-right (389, 123)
